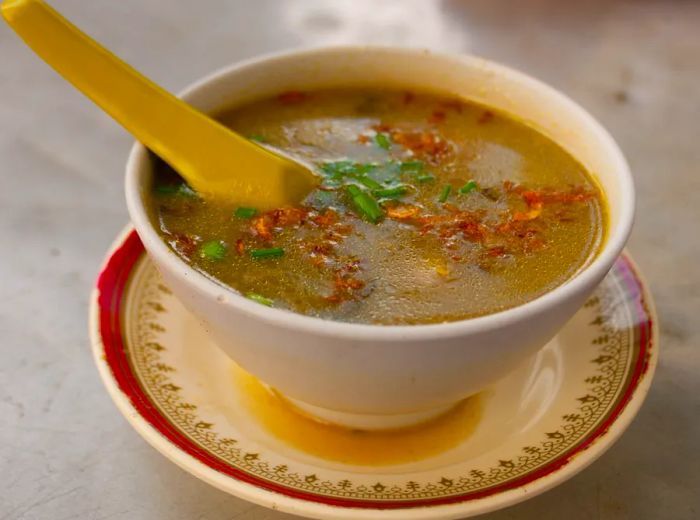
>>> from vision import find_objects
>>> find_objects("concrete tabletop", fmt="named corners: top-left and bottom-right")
top-left (2, 1), bottom-right (698, 518)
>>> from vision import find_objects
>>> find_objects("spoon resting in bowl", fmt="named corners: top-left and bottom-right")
top-left (1, 0), bottom-right (319, 210)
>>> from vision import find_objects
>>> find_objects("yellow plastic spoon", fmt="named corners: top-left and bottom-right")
top-left (1, 0), bottom-right (319, 209)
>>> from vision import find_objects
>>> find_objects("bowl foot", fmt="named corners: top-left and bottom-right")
top-left (282, 396), bottom-right (460, 431)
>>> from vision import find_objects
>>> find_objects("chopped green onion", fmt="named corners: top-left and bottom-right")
top-left (248, 134), bottom-right (267, 143)
top-left (438, 184), bottom-right (452, 203)
top-left (400, 160), bottom-right (424, 172)
top-left (369, 163), bottom-right (399, 185)
top-left (182, 184), bottom-right (197, 196)
top-left (357, 175), bottom-right (382, 190)
top-left (199, 240), bottom-right (227, 261)
top-left (246, 292), bottom-right (274, 306)
top-left (179, 184), bottom-right (197, 197)
top-left (373, 186), bottom-right (408, 199)
top-left (416, 174), bottom-right (435, 183)
top-left (155, 183), bottom-right (196, 198)
top-left (155, 184), bottom-right (178, 195)
top-left (234, 207), bottom-right (258, 219)
top-left (374, 133), bottom-right (391, 150)
top-left (321, 160), bottom-right (355, 178)
top-left (250, 247), bottom-right (285, 259)
top-left (354, 163), bottom-right (378, 175)
top-left (320, 161), bottom-right (377, 179)
top-left (346, 185), bottom-right (383, 223)
top-left (459, 180), bottom-right (478, 194)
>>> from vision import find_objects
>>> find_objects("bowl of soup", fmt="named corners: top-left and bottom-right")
top-left (125, 47), bottom-right (633, 429)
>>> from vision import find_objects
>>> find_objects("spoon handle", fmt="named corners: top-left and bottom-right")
top-left (2, 0), bottom-right (317, 207)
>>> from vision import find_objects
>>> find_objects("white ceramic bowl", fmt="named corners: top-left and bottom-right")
top-left (125, 46), bottom-right (634, 429)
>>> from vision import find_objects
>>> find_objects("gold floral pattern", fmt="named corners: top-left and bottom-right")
top-left (122, 258), bottom-right (640, 501)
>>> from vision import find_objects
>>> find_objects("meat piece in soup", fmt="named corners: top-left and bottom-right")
top-left (150, 89), bottom-right (606, 325)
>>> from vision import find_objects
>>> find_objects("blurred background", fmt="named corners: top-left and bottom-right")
top-left (1, 1), bottom-right (698, 519)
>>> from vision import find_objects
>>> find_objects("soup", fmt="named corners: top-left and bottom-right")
top-left (149, 89), bottom-right (605, 325)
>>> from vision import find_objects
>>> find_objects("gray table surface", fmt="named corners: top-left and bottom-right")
top-left (1, 1), bottom-right (698, 519)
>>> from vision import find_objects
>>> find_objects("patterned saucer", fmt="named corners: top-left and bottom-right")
top-left (90, 227), bottom-right (657, 520)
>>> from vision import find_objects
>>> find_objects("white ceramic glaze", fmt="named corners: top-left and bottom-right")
top-left (124, 47), bottom-right (635, 425)
top-left (285, 397), bottom-right (457, 431)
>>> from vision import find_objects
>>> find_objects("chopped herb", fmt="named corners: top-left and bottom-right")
top-left (346, 185), bottom-right (383, 223)
top-left (248, 134), bottom-right (267, 143)
top-left (438, 184), bottom-right (452, 203)
top-left (155, 184), bottom-right (178, 195)
top-left (320, 161), bottom-right (377, 180)
top-left (321, 160), bottom-right (355, 178)
top-left (400, 160), bottom-right (424, 172)
top-left (179, 184), bottom-right (197, 197)
top-left (234, 207), bottom-right (258, 219)
top-left (177, 182), bottom-right (197, 198)
top-left (250, 247), bottom-right (285, 259)
top-left (459, 180), bottom-right (478, 194)
top-left (199, 240), bottom-right (227, 261)
top-left (371, 160), bottom-right (402, 184)
top-left (354, 163), bottom-right (378, 175)
top-left (374, 133), bottom-right (391, 150)
top-left (155, 182), bottom-right (196, 198)
top-left (357, 175), bottom-right (382, 190)
top-left (417, 174), bottom-right (436, 183)
top-left (373, 186), bottom-right (408, 199)
top-left (246, 292), bottom-right (274, 306)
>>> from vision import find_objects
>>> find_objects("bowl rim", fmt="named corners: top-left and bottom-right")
top-left (125, 45), bottom-right (635, 340)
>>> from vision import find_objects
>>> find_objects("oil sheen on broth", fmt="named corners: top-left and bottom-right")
top-left (150, 89), bottom-right (605, 325)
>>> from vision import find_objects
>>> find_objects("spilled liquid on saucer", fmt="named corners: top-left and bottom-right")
top-left (233, 366), bottom-right (482, 466)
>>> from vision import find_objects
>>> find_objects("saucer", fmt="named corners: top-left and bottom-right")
top-left (90, 227), bottom-right (657, 520)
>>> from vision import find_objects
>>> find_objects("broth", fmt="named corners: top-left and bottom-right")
top-left (150, 89), bottom-right (605, 325)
